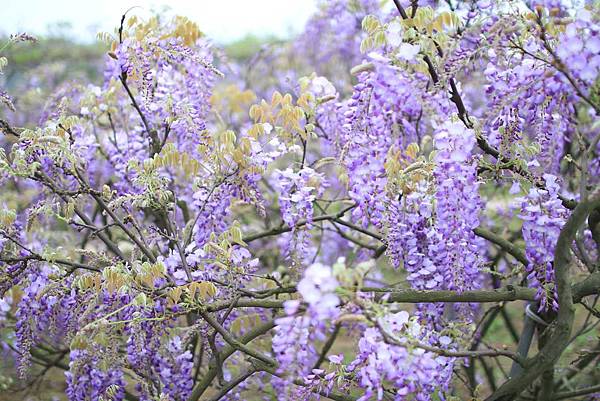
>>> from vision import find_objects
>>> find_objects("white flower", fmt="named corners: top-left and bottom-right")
top-left (298, 263), bottom-right (339, 305)
top-left (393, 311), bottom-right (410, 325)
top-left (398, 43), bottom-right (420, 61)
top-left (439, 336), bottom-right (452, 346)
top-left (308, 76), bottom-right (337, 98)
top-left (386, 21), bottom-right (403, 47)
top-left (91, 85), bottom-right (102, 96)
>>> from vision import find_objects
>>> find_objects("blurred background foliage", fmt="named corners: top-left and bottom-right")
top-left (0, 32), bottom-right (279, 132)
top-left (1, 32), bottom-right (275, 87)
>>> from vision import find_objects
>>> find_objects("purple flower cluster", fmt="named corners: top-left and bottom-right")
top-left (66, 349), bottom-right (126, 401)
top-left (484, 51), bottom-right (573, 173)
top-left (297, 262), bottom-right (340, 320)
top-left (274, 167), bottom-right (326, 228)
top-left (2, 0), bottom-right (600, 399)
top-left (294, 0), bottom-right (381, 88)
top-left (339, 56), bottom-right (437, 228)
top-left (272, 262), bottom-right (340, 397)
top-left (14, 265), bottom-right (79, 377)
top-left (555, 9), bottom-right (600, 87)
top-left (432, 121), bottom-right (483, 294)
top-left (480, 7), bottom-right (600, 176)
top-left (387, 187), bottom-right (438, 289)
top-left (517, 174), bottom-right (568, 311)
top-left (386, 120), bottom-right (483, 323)
top-left (386, 185), bottom-right (447, 321)
top-left (126, 308), bottom-right (193, 401)
top-left (349, 312), bottom-right (454, 401)
top-left (273, 167), bottom-right (327, 266)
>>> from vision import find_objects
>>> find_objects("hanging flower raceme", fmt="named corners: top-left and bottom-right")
top-left (432, 120), bottom-right (483, 295)
top-left (385, 120), bottom-right (483, 323)
top-left (273, 167), bottom-right (327, 267)
top-left (481, 8), bottom-right (600, 174)
top-left (554, 8), bottom-right (600, 87)
top-left (339, 54), bottom-right (435, 228)
top-left (272, 262), bottom-right (340, 398)
top-left (386, 184), bottom-right (447, 322)
top-left (349, 311), bottom-right (455, 401)
top-left (66, 349), bottom-right (126, 401)
top-left (517, 174), bottom-right (568, 311)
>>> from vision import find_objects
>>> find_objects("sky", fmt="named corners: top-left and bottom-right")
top-left (1, 0), bottom-right (319, 43)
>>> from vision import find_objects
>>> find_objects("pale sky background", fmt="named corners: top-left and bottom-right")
top-left (1, 0), bottom-right (319, 43)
